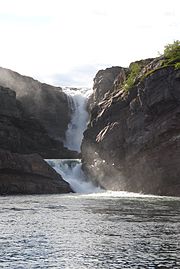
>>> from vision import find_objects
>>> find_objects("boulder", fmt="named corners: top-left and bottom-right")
top-left (0, 150), bottom-right (72, 195)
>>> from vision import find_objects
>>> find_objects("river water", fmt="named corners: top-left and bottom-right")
top-left (0, 192), bottom-right (180, 269)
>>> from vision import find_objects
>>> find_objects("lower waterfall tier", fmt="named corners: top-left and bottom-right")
top-left (45, 159), bottom-right (102, 194)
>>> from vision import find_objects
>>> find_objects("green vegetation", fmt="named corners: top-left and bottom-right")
top-left (143, 40), bottom-right (180, 79)
top-left (123, 62), bottom-right (141, 91)
top-left (160, 40), bottom-right (180, 68)
top-left (175, 62), bottom-right (180, 70)
top-left (163, 40), bottom-right (180, 61)
top-left (162, 40), bottom-right (180, 69)
top-left (121, 41), bottom-right (180, 91)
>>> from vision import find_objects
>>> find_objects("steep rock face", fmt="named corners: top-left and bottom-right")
top-left (0, 67), bottom-right (70, 140)
top-left (0, 86), bottom-right (77, 158)
top-left (0, 68), bottom-right (78, 194)
top-left (0, 150), bottom-right (72, 194)
top-left (82, 63), bottom-right (180, 196)
top-left (88, 66), bottom-right (123, 110)
top-left (0, 86), bottom-right (20, 117)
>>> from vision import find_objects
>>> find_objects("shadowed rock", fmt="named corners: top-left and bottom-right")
top-left (0, 150), bottom-right (72, 195)
top-left (0, 67), bottom-right (70, 140)
top-left (0, 84), bottom-right (78, 159)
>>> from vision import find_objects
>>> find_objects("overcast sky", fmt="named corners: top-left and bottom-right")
top-left (0, 0), bottom-right (179, 87)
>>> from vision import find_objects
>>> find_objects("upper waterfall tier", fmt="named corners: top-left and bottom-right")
top-left (62, 88), bottom-right (92, 152)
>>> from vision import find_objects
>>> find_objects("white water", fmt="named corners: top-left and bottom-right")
top-left (48, 87), bottom-right (155, 196)
top-left (63, 87), bottom-right (92, 152)
top-left (46, 159), bottom-right (102, 194)
top-left (46, 158), bottom-right (162, 196)
top-left (45, 88), bottom-right (98, 194)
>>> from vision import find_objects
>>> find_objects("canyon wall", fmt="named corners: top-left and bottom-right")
top-left (0, 67), bottom-right (70, 141)
top-left (82, 59), bottom-right (180, 196)
top-left (0, 68), bottom-right (77, 159)
top-left (0, 67), bottom-right (75, 194)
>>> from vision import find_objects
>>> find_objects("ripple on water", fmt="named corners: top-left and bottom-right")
top-left (0, 193), bottom-right (180, 268)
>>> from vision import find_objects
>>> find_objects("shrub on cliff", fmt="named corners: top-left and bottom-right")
top-left (175, 62), bottom-right (180, 69)
top-left (163, 40), bottom-right (180, 63)
top-left (123, 62), bottom-right (141, 91)
top-left (143, 40), bottom-right (180, 79)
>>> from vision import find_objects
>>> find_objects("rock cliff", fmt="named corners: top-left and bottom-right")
top-left (0, 150), bottom-right (72, 194)
top-left (0, 67), bottom-right (77, 195)
top-left (82, 59), bottom-right (180, 196)
top-left (0, 86), bottom-right (77, 159)
top-left (0, 67), bottom-right (70, 140)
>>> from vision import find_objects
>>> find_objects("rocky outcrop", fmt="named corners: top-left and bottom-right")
top-left (0, 69), bottom-right (78, 194)
top-left (82, 61), bottom-right (180, 196)
top-left (0, 150), bottom-right (72, 195)
top-left (0, 67), bottom-right (70, 140)
top-left (88, 66), bottom-right (123, 110)
top-left (0, 81), bottom-right (78, 159)
top-left (0, 68), bottom-right (81, 195)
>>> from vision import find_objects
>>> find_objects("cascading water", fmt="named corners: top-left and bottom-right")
top-left (46, 159), bottom-right (102, 194)
top-left (46, 87), bottom-right (101, 193)
top-left (63, 87), bottom-right (92, 152)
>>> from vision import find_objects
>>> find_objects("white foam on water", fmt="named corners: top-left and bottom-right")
top-left (79, 190), bottom-right (161, 199)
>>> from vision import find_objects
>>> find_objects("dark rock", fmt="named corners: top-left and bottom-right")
top-left (0, 83), bottom-right (78, 159)
top-left (0, 86), bottom-right (20, 117)
top-left (0, 150), bottom-right (72, 195)
top-left (88, 66), bottom-right (124, 111)
top-left (0, 68), bottom-right (79, 195)
top-left (82, 63), bottom-right (180, 196)
top-left (0, 67), bottom-right (70, 140)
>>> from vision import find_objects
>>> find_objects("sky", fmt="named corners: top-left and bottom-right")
top-left (0, 0), bottom-right (179, 87)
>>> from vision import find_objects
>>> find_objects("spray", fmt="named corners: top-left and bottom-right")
top-left (46, 159), bottom-right (101, 193)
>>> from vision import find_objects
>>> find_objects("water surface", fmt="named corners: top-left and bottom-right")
top-left (0, 192), bottom-right (180, 268)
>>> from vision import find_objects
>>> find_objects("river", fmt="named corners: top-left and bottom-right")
top-left (0, 192), bottom-right (180, 268)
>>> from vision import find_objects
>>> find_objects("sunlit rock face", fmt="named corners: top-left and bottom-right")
top-left (82, 61), bottom-right (180, 196)
top-left (88, 66), bottom-right (123, 111)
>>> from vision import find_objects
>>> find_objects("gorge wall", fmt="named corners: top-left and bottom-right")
top-left (0, 67), bottom-right (77, 159)
top-left (0, 67), bottom-right (76, 194)
top-left (82, 58), bottom-right (180, 196)
top-left (1, 55), bottom-right (180, 196)
top-left (0, 67), bottom-right (69, 140)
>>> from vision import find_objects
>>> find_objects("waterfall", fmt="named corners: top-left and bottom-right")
top-left (45, 87), bottom-right (101, 194)
top-left (62, 87), bottom-right (92, 152)
top-left (45, 159), bottom-right (101, 193)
